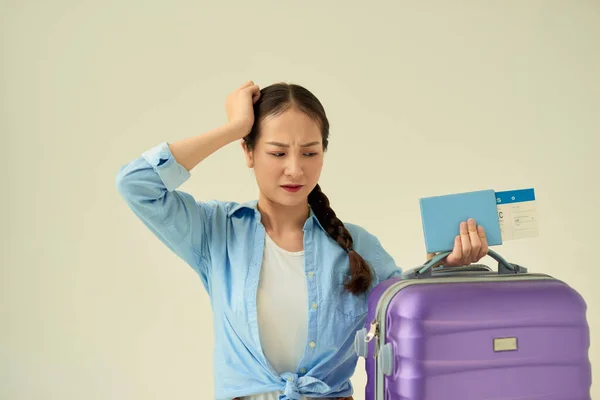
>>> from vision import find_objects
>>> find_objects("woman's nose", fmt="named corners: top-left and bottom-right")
top-left (284, 157), bottom-right (303, 178)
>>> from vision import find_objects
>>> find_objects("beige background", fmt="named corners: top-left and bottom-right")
top-left (2, 1), bottom-right (599, 399)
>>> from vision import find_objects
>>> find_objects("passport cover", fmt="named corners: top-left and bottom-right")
top-left (419, 189), bottom-right (503, 253)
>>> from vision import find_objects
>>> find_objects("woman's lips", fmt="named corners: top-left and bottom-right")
top-left (281, 185), bottom-right (303, 193)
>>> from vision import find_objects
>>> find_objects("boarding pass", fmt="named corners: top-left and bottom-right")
top-left (496, 188), bottom-right (538, 241)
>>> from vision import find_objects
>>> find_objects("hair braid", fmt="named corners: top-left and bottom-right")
top-left (308, 184), bottom-right (373, 294)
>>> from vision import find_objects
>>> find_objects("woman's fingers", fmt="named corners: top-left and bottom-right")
top-left (467, 218), bottom-right (482, 263)
top-left (460, 221), bottom-right (472, 264)
top-left (477, 225), bottom-right (488, 260)
top-left (444, 235), bottom-right (463, 266)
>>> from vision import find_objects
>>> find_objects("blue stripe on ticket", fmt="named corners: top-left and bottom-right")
top-left (495, 188), bottom-right (535, 204)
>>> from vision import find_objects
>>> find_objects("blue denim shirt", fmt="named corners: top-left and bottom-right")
top-left (115, 142), bottom-right (403, 399)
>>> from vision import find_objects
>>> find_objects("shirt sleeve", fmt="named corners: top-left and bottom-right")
top-left (115, 142), bottom-right (213, 290)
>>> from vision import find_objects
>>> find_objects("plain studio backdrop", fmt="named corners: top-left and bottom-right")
top-left (2, 1), bottom-right (599, 399)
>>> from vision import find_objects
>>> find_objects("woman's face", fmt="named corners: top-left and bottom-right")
top-left (243, 107), bottom-right (325, 208)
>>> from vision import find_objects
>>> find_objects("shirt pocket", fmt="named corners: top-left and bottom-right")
top-left (333, 273), bottom-right (369, 320)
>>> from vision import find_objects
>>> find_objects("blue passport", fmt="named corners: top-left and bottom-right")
top-left (419, 189), bottom-right (502, 253)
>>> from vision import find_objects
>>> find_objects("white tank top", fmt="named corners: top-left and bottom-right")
top-left (240, 233), bottom-right (309, 400)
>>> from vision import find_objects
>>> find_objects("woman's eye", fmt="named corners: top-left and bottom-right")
top-left (268, 152), bottom-right (318, 157)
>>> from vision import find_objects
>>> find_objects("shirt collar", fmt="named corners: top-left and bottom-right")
top-left (227, 199), bottom-right (326, 233)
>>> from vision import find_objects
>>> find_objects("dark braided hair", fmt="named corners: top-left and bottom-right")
top-left (243, 82), bottom-right (373, 294)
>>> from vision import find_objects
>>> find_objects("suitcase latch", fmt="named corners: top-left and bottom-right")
top-left (365, 320), bottom-right (378, 342)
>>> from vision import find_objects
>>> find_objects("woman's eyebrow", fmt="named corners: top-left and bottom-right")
top-left (265, 141), bottom-right (321, 148)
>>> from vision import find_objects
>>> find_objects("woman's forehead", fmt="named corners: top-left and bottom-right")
top-left (259, 110), bottom-right (322, 144)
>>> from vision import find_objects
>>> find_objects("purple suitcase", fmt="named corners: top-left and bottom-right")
top-left (354, 250), bottom-right (592, 399)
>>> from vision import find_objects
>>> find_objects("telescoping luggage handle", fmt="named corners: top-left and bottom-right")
top-left (414, 249), bottom-right (527, 278)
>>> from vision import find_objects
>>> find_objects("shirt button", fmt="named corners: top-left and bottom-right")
top-left (300, 368), bottom-right (306, 374)
top-left (309, 341), bottom-right (316, 348)
top-left (311, 302), bottom-right (318, 309)
top-left (307, 271), bottom-right (314, 278)
top-left (287, 377), bottom-right (293, 382)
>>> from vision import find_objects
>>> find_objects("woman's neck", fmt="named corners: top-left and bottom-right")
top-left (257, 194), bottom-right (310, 235)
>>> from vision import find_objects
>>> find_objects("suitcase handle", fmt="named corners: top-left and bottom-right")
top-left (431, 264), bottom-right (492, 274)
top-left (415, 249), bottom-right (527, 278)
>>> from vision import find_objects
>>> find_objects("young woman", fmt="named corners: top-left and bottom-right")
top-left (116, 81), bottom-right (489, 400)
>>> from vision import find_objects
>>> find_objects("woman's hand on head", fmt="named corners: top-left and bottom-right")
top-left (225, 80), bottom-right (261, 138)
top-left (427, 218), bottom-right (489, 267)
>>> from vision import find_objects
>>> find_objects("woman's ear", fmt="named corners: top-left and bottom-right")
top-left (241, 140), bottom-right (254, 168)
